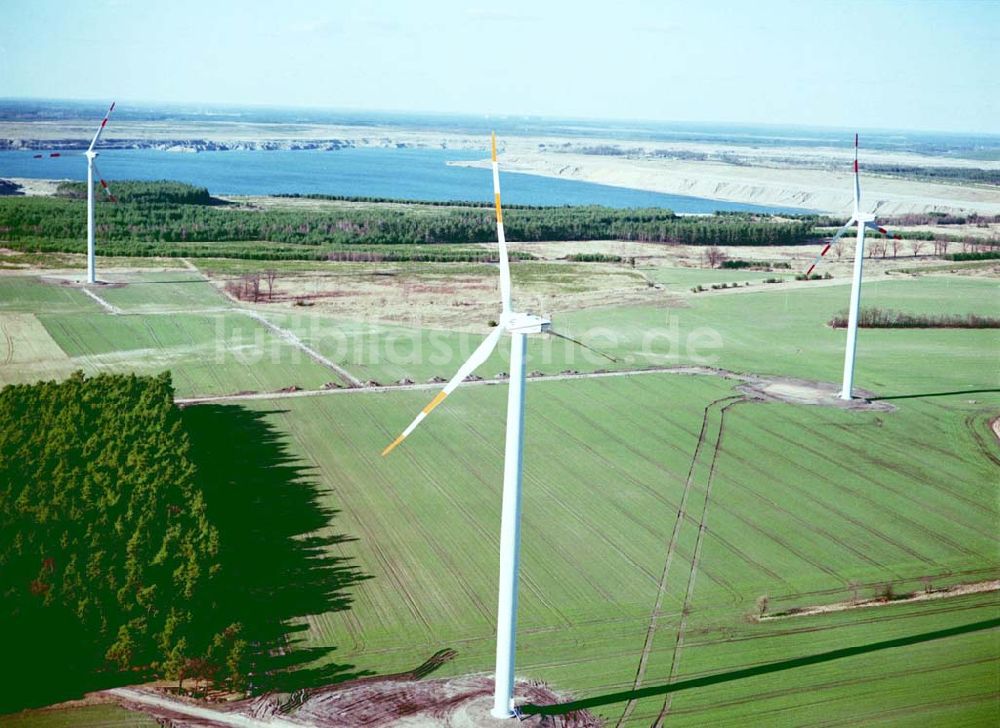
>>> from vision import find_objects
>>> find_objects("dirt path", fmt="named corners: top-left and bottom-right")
top-left (107, 687), bottom-right (303, 728)
top-left (761, 580), bottom-right (1000, 621)
top-left (80, 286), bottom-right (122, 314)
top-left (236, 309), bottom-right (362, 388)
top-left (175, 366), bottom-right (740, 405)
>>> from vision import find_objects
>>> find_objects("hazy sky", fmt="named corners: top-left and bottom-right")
top-left (2, 0), bottom-right (997, 133)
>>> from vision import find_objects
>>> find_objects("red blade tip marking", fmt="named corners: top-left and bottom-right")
top-left (821, 244), bottom-right (831, 255)
top-left (806, 265), bottom-right (816, 275)
top-left (50, 153), bottom-right (60, 157)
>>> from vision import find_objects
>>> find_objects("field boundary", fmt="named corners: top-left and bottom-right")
top-left (236, 309), bottom-right (363, 387)
top-left (174, 365), bottom-right (741, 405)
top-left (760, 580), bottom-right (1000, 621)
top-left (80, 286), bottom-right (122, 315)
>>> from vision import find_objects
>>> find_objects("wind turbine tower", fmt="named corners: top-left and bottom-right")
top-left (382, 134), bottom-right (566, 718)
top-left (804, 134), bottom-right (901, 400)
top-left (84, 102), bottom-right (116, 284)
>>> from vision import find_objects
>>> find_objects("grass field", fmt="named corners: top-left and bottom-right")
top-left (0, 255), bottom-right (997, 726)
top-left (234, 373), bottom-right (998, 726)
top-left (94, 272), bottom-right (232, 312)
top-left (4, 704), bottom-right (158, 728)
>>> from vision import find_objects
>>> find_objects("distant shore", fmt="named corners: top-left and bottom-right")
top-left (2, 118), bottom-right (998, 215)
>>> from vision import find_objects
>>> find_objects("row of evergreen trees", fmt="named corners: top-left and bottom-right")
top-left (0, 185), bottom-right (818, 256)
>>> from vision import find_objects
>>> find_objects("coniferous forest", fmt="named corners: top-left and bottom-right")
top-left (0, 181), bottom-right (818, 262)
top-left (0, 372), bottom-right (366, 711)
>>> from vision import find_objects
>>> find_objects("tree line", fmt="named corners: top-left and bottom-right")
top-left (0, 182), bottom-right (819, 258)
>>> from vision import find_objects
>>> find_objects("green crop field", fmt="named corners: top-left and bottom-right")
top-left (0, 260), bottom-right (996, 726)
top-left (4, 704), bottom-right (158, 728)
top-left (257, 274), bottom-right (999, 397)
top-left (230, 371), bottom-right (998, 726)
top-left (94, 272), bottom-right (233, 312)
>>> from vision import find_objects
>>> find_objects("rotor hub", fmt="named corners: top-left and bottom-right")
top-left (501, 311), bottom-right (551, 334)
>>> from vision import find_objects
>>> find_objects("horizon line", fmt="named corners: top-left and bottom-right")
top-left (1, 96), bottom-right (998, 140)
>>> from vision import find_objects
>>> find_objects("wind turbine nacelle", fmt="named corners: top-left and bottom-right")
top-left (502, 312), bottom-right (552, 334)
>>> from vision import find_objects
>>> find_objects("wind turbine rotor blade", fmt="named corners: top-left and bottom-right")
top-left (853, 133), bottom-right (861, 212)
top-left (547, 329), bottom-right (617, 363)
top-left (382, 326), bottom-right (504, 456)
top-left (87, 101), bottom-right (116, 152)
top-left (864, 221), bottom-right (901, 239)
top-left (804, 218), bottom-right (856, 275)
top-left (91, 161), bottom-right (117, 202)
top-left (491, 132), bottom-right (513, 313)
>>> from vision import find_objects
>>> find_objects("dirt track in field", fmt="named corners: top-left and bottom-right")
top-left (760, 579), bottom-right (1000, 621)
top-left (615, 395), bottom-right (743, 727)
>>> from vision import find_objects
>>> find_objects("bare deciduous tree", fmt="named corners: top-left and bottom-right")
top-left (264, 269), bottom-right (277, 301)
top-left (910, 240), bottom-right (926, 257)
top-left (703, 245), bottom-right (727, 268)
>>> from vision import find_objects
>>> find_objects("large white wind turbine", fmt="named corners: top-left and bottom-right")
top-left (381, 134), bottom-right (563, 719)
top-left (83, 102), bottom-right (117, 284)
top-left (804, 134), bottom-right (901, 400)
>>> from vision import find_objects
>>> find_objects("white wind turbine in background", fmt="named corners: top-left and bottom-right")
top-left (31, 102), bottom-right (118, 284)
top-left (803, 133), bottom-right (901, 400)
top-left (84, 102), bottom-right (117, 284)
top-left (381, 133), bottom-right (609, 719)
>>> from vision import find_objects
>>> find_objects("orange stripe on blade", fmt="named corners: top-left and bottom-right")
top-left (382, 434), bottom-right (406, 456)
top-left (422, 390), bottom-right (448, 415)
top-left (491, 132), bottom-right (497, 162)
top-left (494, 193), bottom-right (503, 224)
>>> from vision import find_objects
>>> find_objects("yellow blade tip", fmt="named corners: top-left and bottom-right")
top-left (382, 435), bottom-right (405, 457)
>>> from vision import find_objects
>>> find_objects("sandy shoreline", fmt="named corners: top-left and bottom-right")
top-left (3, 119), bottom-right (998, 215)
top-left (452, 153), bottom-right (1000, 216)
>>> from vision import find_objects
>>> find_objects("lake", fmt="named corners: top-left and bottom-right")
top-left (0, 147), bottom-right (812, 213)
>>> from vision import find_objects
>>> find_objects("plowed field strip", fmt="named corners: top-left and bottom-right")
top-left (661, 654), bottom-right (994, 719)
top-left (449, 398), bottom-right (655, 607)
top-left (794, 418), bottom-right (995, 536)
top-left (755, 420), bottom-right (976, 559)
top-left (307, 402), bottom-right (435, 637)
top-left (728, 421), bottom-right (940, 564)
top-left (601, 379), bottom-right (864, 575)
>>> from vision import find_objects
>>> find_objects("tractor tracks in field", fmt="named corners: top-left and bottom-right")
top-left (0, 318), bottom-right (13, 366)
top-left (615, 394), bottom-right (747, 727)
top-left (651, 398), bottom-right (750, 727)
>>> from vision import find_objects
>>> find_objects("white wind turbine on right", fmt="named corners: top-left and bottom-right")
top-left (804, 133), bottom-right (901, 400)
